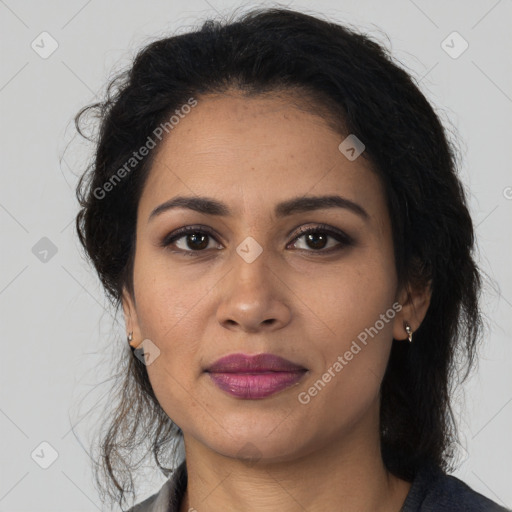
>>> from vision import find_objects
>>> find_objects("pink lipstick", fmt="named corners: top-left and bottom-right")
top-left (205, 353), bottom-right (307, 399)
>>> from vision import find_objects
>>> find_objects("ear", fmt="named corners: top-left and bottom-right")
top-left (122, 286), bottom-right (143, 349)
top-left (392, 278), bottom-right (432, 341)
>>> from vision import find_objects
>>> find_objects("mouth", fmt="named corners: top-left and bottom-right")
top-left (205, 353), bottom-right (308, 399)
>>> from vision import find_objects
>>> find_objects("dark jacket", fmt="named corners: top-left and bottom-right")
top-left (126, 460), bottom-right (511, 511)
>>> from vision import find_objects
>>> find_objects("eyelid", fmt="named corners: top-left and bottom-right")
top-left (159, 224), bottom-right (221, 249)
top-left (160, 223), bottom-right (354, 253)
top-left (287, 223), bottom-right (354, 248)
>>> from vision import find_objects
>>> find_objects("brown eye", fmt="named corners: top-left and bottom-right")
top-left (160, 226), bottom-right (222, 254)
top-left (288, 224), bottom-right (354, 253)
top-left (303, 232), bottom-right (329, 250)
top-left (181, 232), bottom-right (209, 250)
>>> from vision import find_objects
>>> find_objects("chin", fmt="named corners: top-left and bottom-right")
top-left (203, 424), bottom-right (310, 464)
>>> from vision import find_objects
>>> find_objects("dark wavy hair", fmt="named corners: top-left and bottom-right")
top-left (73, 6), bottom-right (484, 510)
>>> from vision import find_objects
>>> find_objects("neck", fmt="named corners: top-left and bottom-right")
top-left (179, 401), bottom-right (411, 512)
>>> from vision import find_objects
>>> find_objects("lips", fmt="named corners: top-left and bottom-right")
top-left (205, 353), bottom-right (306, 373)
top-left (205, 353), bottom-right (308, 399)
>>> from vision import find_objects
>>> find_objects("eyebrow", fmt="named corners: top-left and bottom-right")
top-left (148, 194), bottom-right (370, 223)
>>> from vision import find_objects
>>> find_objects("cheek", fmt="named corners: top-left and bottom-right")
top-left (131, 256), bottom-right (207, 393)
top-left (136, 284), bottom-right (203, 360)
top-left (293, 249), bottom-right (396, 338)
top-left (296, 295), bottom-right (395, 434)
top-left (132, 245), bottom-right (201, 335)
top-left (133, 273), bottom-right (205, 426)
top-left (293, 253), bottom-right (396, 395)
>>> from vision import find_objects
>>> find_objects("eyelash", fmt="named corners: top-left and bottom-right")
top-left (159, 223), bottom-right (354, 256)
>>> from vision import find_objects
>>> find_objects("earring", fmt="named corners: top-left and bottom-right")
top-left (127, 332), bottom-right (140, 356)
top-left (404, 322), bottom-right (413, 343)
top-left (128, 332), bottom-right (137, 353)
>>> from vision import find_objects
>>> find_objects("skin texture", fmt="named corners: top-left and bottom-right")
top-left (122, 91), bottom-right (431, 512)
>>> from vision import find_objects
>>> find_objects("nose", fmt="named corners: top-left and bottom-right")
top-left (215, 248), bottom-right (292, 333)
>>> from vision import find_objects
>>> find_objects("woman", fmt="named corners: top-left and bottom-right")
top-left (74, 7), bottom-right (510, 512)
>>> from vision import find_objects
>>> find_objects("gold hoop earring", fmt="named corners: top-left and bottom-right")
top-left (404, 322), bottom-right (413, 343)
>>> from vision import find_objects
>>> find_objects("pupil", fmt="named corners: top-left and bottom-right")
top-left (307, 233), bottom-right (326, 249)
top-left (188, 233), bottom-right (208, 250)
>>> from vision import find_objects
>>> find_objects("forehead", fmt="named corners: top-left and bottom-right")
top-left (139, 93), bottom-right (386, 225)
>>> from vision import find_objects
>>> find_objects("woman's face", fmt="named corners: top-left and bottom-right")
top-left (123, 91), bottom-right (420, 463)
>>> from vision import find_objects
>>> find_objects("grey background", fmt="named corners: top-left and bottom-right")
top-left (1, 0), bottom-right (511, 510)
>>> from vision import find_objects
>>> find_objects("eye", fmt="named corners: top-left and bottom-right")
top-left (160, 225), bottom-right (222, 255)
top-left (287, 223), bottom-right (354, 253)
top-left (160, 223), bottom-right (354, 255)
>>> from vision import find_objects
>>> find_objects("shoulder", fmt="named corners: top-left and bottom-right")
top-left (124, 480), bottom-right (170, 512)
top-left (125, 461), bottom-right (187, 512)
top-left (125, 491), bottom-right (159, 512)
top-left (423, 472), bottom-right (511, 511)
top-left (402, 463), bottom-right (511, 512)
